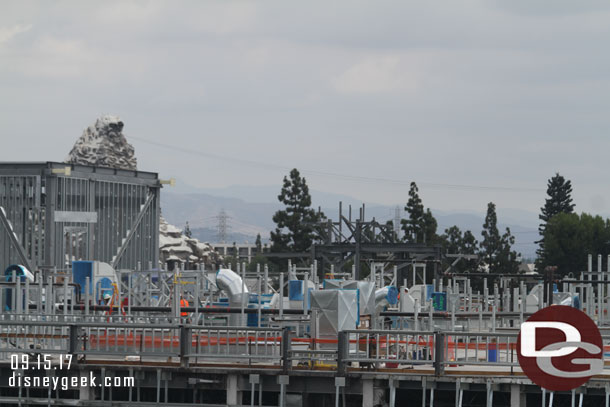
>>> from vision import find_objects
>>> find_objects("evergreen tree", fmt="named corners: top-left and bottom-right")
top-left (184, 221), bottom-right (192, 238)
top-left (480, 202), bottom-right (520, 274)
top-left (384, 220), bottom-right (398, 241)
top-left (462, 230), bottom-right (478, 254)
top-left (440, 226), bottom-right (478, 273)
top-left (401, 182), bottom-right (438, 244)
top-left (541, 213), bottom-right (610, 278)
top-left (537, 173), bottom-right (575, 265)
top-left (270, 169), bottom-right (324, 252)
top-left (255, 233), bottom-right (262, 254)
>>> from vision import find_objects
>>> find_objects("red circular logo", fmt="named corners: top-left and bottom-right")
top-left (517, 305), bottom-right (603, 391)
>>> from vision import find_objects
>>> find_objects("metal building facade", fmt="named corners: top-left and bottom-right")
top-left (0, 162), bottom-right (161, 271)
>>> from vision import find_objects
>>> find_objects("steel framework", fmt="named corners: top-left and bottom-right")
top-left (311, 203), bottom-right (442, 280)
top-left (0, 162), bottom-right (161, 271)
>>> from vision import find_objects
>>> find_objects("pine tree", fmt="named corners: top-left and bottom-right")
top-left (480, 202), bottom-right (520, 274)
top-left (401, 182), bottom-right (438, 244)
top-left (441, 226), bottom-right (479, 273)
top-left (270, 169), bottom-right (324, 253)
top-left (255, 233), bottom-right (262, 254)
top-left (537, 173), bottom-right (575, 261)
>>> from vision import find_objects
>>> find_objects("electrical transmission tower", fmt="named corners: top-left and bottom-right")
top-left (394, 205), bottom-right (401, 238)
top-left (216, 209), bottom-right (231, 243)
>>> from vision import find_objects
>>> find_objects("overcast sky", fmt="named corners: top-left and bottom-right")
top-left (2, 0), bottom-right (610, 215)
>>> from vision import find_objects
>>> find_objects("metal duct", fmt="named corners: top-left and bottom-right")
top-left (216, 268), bottom-right (249, 303)
top-left (4, 265), bottom-right (34, 282)
top-left (375, 286), bottom-right (398, 312)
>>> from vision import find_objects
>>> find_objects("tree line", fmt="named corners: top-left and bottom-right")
top-left (267, 168), bottom-right (605, 278)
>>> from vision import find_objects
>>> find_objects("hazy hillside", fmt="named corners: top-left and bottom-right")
top-left (160, 184), bottom-right (540, 259)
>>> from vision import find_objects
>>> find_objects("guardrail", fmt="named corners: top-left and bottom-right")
top-left (439, 331), bottom-right (519, 369)
top-left (187, 326), bottom-right (283, 362)
top-left (340, 329), bottom-right (436, 364)
top-left (0, 322), bottom-right (565, 376)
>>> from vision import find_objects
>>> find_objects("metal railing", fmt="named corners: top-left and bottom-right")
top-left (439, 331), bottom-right (519, 368)
top-left (341, 329), bottom-right (436, 365)
top-left (0, 321), bottom-right (572, 377)
top-left (187, 326), bottom-right (283, 362)
top-left (78, 322), bottom-right (181, 357)
top-left (0, 320), bottom-right (71, 357)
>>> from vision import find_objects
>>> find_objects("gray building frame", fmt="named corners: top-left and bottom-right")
top-left (0, 162), bottom-right (161, 271)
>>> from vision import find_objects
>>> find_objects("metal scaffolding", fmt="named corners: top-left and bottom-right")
top-left (0, 162), bottom-right (161, 271)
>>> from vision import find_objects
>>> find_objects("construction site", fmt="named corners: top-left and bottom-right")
top-left (0, 161), bottom-right (608, 407)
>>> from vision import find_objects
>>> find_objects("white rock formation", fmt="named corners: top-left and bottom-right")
top-left (65, 115), bottom-right (137, 170)
top-left (159, 216), bottom-right (221, 268)
top-left (65, 115), bottom-right (220, 269)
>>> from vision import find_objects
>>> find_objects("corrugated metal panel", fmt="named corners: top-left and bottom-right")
top-left (0, 162), bottom-right (160, 271)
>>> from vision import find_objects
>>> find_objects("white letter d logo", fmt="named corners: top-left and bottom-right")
top-left (521, 322), bottom-right (580, 357)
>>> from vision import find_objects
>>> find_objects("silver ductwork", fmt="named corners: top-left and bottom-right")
top-left (216, 268), bottom-right (249, 303)
top-left (216, 268), bottom-right (250, 326)
top-left (375, 286), bottom-right (399, 313)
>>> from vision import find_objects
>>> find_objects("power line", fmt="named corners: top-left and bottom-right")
top-left (130, 135), bottom-right (543, 193)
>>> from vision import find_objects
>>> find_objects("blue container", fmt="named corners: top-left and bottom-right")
top-left (488, 343), bottom-right (497, 362)
top-left (432, 292), bottom-right (447, 311)
top-left (288, 280), bottom-right (303, 300)
top-left (72, 261), bottom-right (94, 294)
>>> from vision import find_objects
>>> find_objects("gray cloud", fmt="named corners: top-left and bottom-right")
top-left (1, 0), bottom-right (609, 217)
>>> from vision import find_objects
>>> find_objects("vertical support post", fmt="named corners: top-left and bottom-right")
top-left (195, 273), bottom-right (200, 325)
top-left (241, 263), bottom-right (245, 325)
top-left (279, 273), bottom-right (284, 319)
top-left (421, 377), bottom-right (427, 407)
top-left (227, 374), bottom-right (241, 406)
top-left (542, 388), bottom-right (546, 407)
top-left (249, 374), bottom-right (260, 407)
top-left (599, 254), bottom-right (603, 325)
top-left (281, 327), bottom-right (291, 374)
top-left (510, 384), bottom-right (524, 407)
top-left (63, 276), bottom-right (68, 317)
top-left (277, 375), bottom-right (289, 407)
top-left (572, 389), bottom-right (576, 407)
top-left (46, 276), bottom-right (53, 316)
top-left (264, 264), bottom-right (269, 294)
top-left (24, 278), bottom-right (29, 316)
top-left (486, 380), bottom-right (493, 407)
top-left (335, 377), bottom-right (346, 407)
top-left (257, 276), bottom-right (262, 328)
top-left (179, 325), bottom-right (191, 368)
top-left (434, 331), bottom-right (444, 376)
top-left (11, 270), bottom-right (16, 314)
top-left (588, 254), bottom-right (593, 316)
top-left (428, 299), bottom-right (433, 331)
top-left (363, 379), bottom-right (374, 407)
top-left (389, 379), bottom-right (396, 407)
top-left (414, 299), bottom-right (420, 331)
top-left (68, 324), bottom-right (78, 355)
top-left (16, 272), bottom-right (22, 315)
top-left (337, 331), bottom-right (347, 376)
top-left (38, 274), bottom-right (43, 317)
top-left (85, 277), bottom-right (90, 318)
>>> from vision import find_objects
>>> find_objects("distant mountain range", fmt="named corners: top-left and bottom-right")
top-left (160, 183), bottom-right (541, 259)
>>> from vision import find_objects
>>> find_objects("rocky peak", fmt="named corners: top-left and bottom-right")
top-left (65, 115), bottom-right (137, 170)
